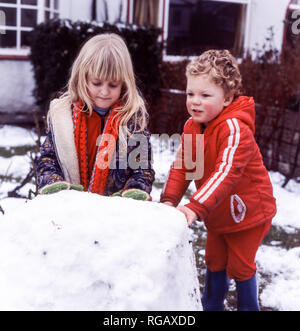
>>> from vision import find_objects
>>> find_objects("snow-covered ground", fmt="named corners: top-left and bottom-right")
top-left (0, 125), bottom-right (300, 311)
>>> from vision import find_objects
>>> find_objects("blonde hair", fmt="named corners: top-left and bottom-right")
top-left (61, 33), bottom-right (148, 140)
top-left (186, 49), bottom-right (243, 99)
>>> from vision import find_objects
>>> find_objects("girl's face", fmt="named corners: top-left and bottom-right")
top-left (87, 77), bottom-right (122, 109)
top-left (186, 74), bottom-right (232, 124)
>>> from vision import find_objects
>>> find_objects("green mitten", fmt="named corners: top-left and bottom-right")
top-left (121, 188), bottom-right (152, 201)
top-left (70, 184), bottom-right (84, 192)
top-left (110, 190), bottom-right (123, 197)
top-left (39, 181), bottom-right (70, 195)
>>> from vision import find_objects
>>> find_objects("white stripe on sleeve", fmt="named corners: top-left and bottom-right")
top-left (193, 118), bottom-right (240, 203)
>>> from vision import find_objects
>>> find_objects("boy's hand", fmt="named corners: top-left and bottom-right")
top-left (176, 206), bottom-right (198, 226)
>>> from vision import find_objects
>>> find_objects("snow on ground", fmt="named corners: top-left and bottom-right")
top-left (0, 155), bottom-right (32, 179)
top-left (0, 125), bottom-right (38, 147)
top-left (267, 171), bottom-right (300, 231)
top-left (257, 245), bottom-right (300, 311)
top-left (0, 125), bottom-right (300, 311)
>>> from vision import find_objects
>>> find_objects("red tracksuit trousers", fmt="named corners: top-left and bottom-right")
top-left (205, 220), bottom-right (271, 281)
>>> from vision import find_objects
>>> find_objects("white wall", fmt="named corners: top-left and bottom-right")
top-left (0, 60), bottom-right (35, 114)
top-left (97, 0), bottom-right (127, 23)
top-left (59, 0), bottom-right (128, 23)
top-left (59, 0), bottom-right (92, 21)
top-left (0, 0), bottom-right (292, 121)
top-left (249, 0), bottom-right (290, 52)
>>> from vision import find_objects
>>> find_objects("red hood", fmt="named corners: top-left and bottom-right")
top-left (206, 96), bottom-right (256, 134)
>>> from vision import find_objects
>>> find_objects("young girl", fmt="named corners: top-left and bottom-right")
top-left (36, 33), bottom-right (155, 200)
top-left (160, 50), bottom-right (277, 311)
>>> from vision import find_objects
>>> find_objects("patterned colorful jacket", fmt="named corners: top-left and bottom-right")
top-left (35, 98), bottom-right (155, 196)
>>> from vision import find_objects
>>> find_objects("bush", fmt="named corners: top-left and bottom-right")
top-left (160, 59), bottom-right (189, 91)
top-left (239, 28), bottom-right (300, 183)
top-left (149, 60), bottom-right (189, 134)
top-left (29, 19), bottom-right (162, 115)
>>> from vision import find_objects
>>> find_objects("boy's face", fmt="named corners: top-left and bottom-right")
top-left (186, 74), bottom-right (232, 124)
top-left (87, 77), bottom-right (122, 109)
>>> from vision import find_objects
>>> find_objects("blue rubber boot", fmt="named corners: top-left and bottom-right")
top-left (236, 273), bottom-right (260, 311)
top-left (201, 268), bottom-right (230, 311)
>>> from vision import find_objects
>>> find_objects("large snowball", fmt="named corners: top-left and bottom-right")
top-left (0, 191), bottom-right (201, 311)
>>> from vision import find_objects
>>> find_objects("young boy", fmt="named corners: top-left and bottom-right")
top-left (160, 50), bottom-right (276, 311)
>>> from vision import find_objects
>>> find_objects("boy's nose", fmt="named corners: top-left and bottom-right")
top-left (193, 97), bottom-right (201, 105)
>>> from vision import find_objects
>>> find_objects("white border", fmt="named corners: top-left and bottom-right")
top-left (230, 194), bottom-right (247, 223)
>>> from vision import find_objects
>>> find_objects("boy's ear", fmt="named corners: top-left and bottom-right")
top-left (224, 93), bottom-right (234, 107)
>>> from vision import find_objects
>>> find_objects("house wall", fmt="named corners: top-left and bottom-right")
top-left (0, 0), bottom-right (130, 124)
top-left (249, 0), bottom-right (290, 52)
top-left (0, 60), bottom-right (36, 123)
top-left (60, 0), bottom-right (127, 24)
top-left (60, 0), bottom-right (92, 22)
top-left (0, 0), bottom-right (293, 124)
top-left (96, 0), bottom-right (128, 23)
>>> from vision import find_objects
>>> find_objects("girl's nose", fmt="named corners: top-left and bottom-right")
top-left (100, 84), bottom-right (109, 96)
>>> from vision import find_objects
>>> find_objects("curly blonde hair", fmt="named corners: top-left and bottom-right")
top-left (186, 49), bottom-right (243, 99)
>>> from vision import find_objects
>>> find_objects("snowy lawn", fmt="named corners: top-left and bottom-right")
top-left (0, 125), bottom-right (300, 311)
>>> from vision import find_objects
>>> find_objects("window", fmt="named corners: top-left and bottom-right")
top-left (0, 0), bottom-right (59, 56)
top-left (166, 0), bottom-right (249, 57)
top-left (133, 0), bottom-right (160, 27)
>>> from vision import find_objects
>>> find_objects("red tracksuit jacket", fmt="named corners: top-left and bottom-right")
top-left (161, 96), bottom-right (277, 233)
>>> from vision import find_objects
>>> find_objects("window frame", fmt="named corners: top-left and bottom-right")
top-left (128, 0), bottom-right (165, 29)
top-left (0, 0), bottom-right (59, 56)
top-left (163, 0), bottom-right (252, 60)
top-left (127, 0), bottom-right (252, 60)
